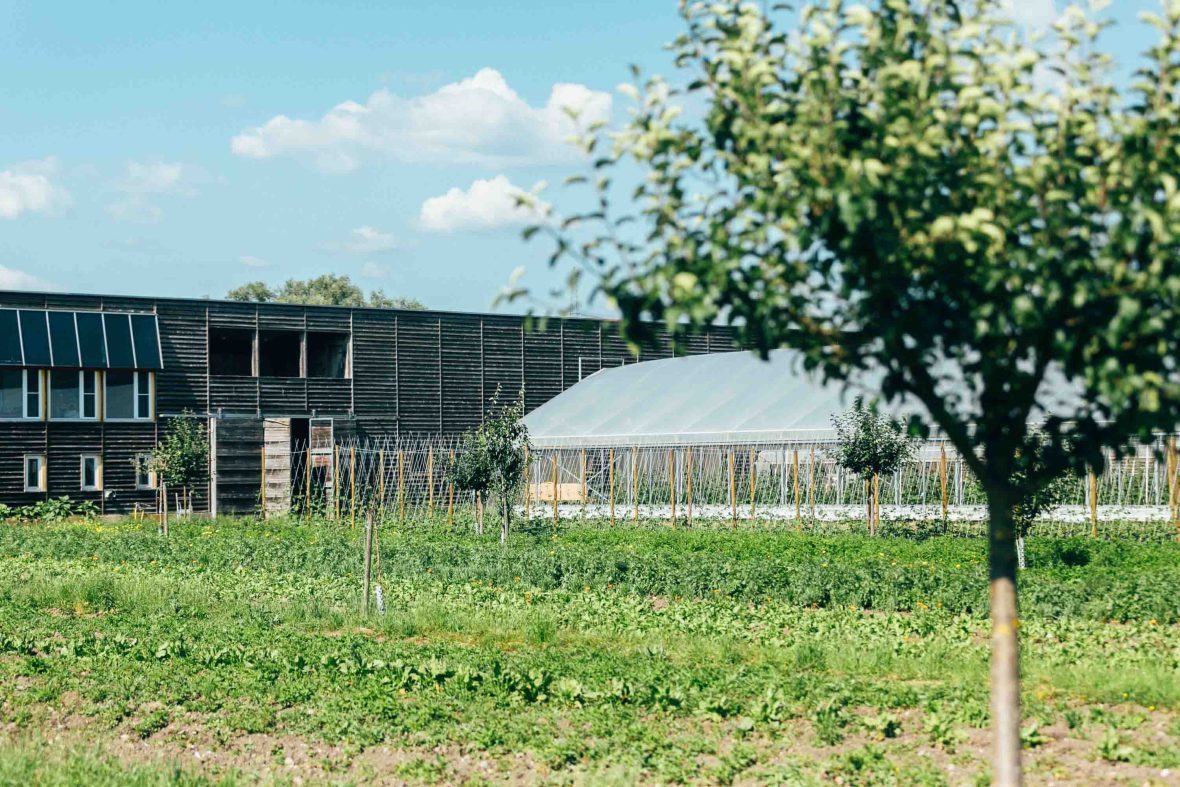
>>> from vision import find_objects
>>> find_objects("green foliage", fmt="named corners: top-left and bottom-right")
top-left (227, 273), bottom-right (424, 310)
top-left (832, 397), bottom-right (915, 481)
top-left (0, 518), bottom-right (1175, 782)
top-left (0, 497), bottom-right (97, 523)
top-left (148, 413), bottom-right (209, 492)
top-left (449, 391), bottom-right (530, 541)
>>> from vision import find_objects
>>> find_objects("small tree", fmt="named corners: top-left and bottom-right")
top-left (832, 398), bottom-right (915, 533)
top-left (1009, 444), bottom-right (1081, 568)
top-left (148, 413), bottom-right (209, 532)
top-left (527, 3), bottom-right (1180, 780)
top-left (449, 393), bottom-right (530, 545)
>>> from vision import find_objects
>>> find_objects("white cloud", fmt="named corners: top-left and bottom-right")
top-left (360, 261), bottom-right (387, 279)
top-left (323, 225), bottom-right (400, 255)
top-left (1000, 0), bottom-right (1058, 29)
top-left (0, 264), bottom-right (52, 290)
top-left (419, 175), bottom-right (548, 233)
top-left (108, 161), bottom-right (196, 223)
top-left (240, 255), bottom-right (272, 268)
top-left (0, 158), bottom-right (70, 219)
top-left (231, 68), bottom-right (611, 172)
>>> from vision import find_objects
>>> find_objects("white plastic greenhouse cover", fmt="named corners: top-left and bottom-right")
top-left (524, 349), bottom-right (912, 447)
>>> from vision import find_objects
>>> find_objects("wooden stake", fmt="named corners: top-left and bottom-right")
top-left (260, 444), bottom-right (267, 520)
top-left (1089, 470), bottom-right (1098, 537)
top-left (749, 447), bottom-right (757, 521)
top-left (792, 447), bottom-right (800, 523)
top-left (580, 448), bottom-right (587, 514)
top-left (872, 474), bottom-right (880, 534)
top-left (447, 450), bottom-right (455, 531)
top-left (305, 443), bottom-right (312, 517)
top-left (523, 446), bottom-right (531, 520)
top-left (361, 511), bottom-right (374, 615)
top-left (427, 446), bottom-right (434, 518)
top-left (686, 447), bottom-right (694, 527)
top-left (939, 444), bottom-right (948, 520)
top-left (378, 448), bottom-right (386, 521)
top-left (807, 446), bottom-right (815, 521)
top-left (1170, 437), bottom-right (1179, 539)
top-left (668, 448), bottom-right (676, 527)
top-left (398, 449), bottom-right (405, 523)
top-left (551, 454), bottom-right (559, 532)
top-left (632, 446), bottom-right (639, 524)
top-left (334, 445), bottom-right (341, 521)
top-left (349, 446), bottom-right (356, 530)
top-left (729, 449), bottom-right (736, 530)
top-left (608, 448), bottom-right (616, 526)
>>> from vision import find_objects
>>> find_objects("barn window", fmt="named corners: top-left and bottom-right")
top-left (80, 454), bottom-right (102, 491)
top-left (49, 370), bottom-right (98, 420)
top-left (106, 370), bottom-right (153, 420)
top-left (258, 330), bottom-right (303, 378)
top-left (307, 332), bottom-right (350, 379)
top-left (24, 454), bottom-right (46, 492)
top-left (210, 327), bottom-right (255, 376)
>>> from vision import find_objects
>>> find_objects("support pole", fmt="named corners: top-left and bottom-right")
top-left (427, 446), bottom-right (434, 519)
top-left (608, 448), bottom-right (615, 527)
top-left (687, 447), bottom-right (694, 527)
top-left (523, 446), bottom-right (531, 520)
top-left (349, 446), bottom-right (356, 530)
top-left (872, 474), bottom-right (880, 534)
top-left (580, 448), bottom-right (587, 517)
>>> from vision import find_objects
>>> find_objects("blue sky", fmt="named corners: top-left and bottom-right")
top-left (0, 0), bottom-right (1159, 313)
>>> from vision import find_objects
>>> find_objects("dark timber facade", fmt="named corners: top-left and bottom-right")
top-left (0, 290), bottom-right (732, 515)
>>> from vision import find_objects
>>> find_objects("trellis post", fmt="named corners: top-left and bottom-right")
top-left (792, 447), bottom-right (800, 524)
top-left (686, 447), bottom-right (694, 527)
top-left (668, 448), bottom-right (676, 527)
top-left (349, 446), bottom-right (356, 530)
top-left (551, 454), bottom-right (559, 532)
top-left (728, 449), bottom-right (736, 530)
top-left (608, 448), bottom-right (615, 527)
top-left (427, 446), bottom-right (434, 519)
top-left (939, 444), bottom-right (948, 520)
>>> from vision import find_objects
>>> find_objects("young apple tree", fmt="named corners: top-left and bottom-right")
top-left (525, 2), bottom-right (1180, 782)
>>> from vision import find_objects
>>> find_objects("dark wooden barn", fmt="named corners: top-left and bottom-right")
top-left (0, 290), bottom-right (732, 515)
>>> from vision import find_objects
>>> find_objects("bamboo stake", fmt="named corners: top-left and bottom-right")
top-left (728, 449), bottom-right (736, 530)
top-left (334, 445), bottom-right (341, 520)
top-left (872, 474), bottom-right (880, 534)
top-left (304, 443), bottom-right (312, 517)
top-left (1170, 437), bottom-right (1179, 538)
top-left (939, 444), bottom-right (948, 520)
top-left (427, 447), bottom-right (434, 518)
top-left (378, 449), bottom-right (386, 521)
top-left (792, 448), bottom-right (801, 523)
top-left (668, 448), bottom-right (676, 527)
top-left (608, 448), bottom-right (615, 527)
top-left (632, 447), bottom-right (639, 524)
top-left (397, 449), bottom-right (405, 523)
top-left (551, 455), bottom-right (559, 532)
top-left (580, 448), bottom-right (587, 515)
top-left (361, 511), bottom-right (374, 615)
top-left (447, 450), bottom-right (455, 531)
top-left (686, 447), bottom-right (694, 527)
top-left (349, 446), bottom-right (356, 530)
top-left (1088, 470), bottom-right (1099, 537)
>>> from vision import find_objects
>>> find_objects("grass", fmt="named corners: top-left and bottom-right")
top-left (0, 516), bottom-right (1177, 785)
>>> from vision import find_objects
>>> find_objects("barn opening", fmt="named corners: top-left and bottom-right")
top-left (209, 328), bottom-right (254, 376)
top-left (258, 330), bottom-right (302, 378)
top-left (307, 332), bottom-right (349, 378)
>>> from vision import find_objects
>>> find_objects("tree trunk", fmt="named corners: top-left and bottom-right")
top-left (866, 479), bottom-right (873, 535)
top-left (987, 488), bottom-right (1022, 786)
top-left (500, 496), bottom-right (509, 546)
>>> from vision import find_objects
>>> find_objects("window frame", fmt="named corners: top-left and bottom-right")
top-left (104, 370), bottom-right (154, 422)
top-left (23, 454), bottom-right (46, 493)
top-left (134, 452), bottom-right (157, 490)
top-left (48, 369), bottom-right (100, 422)
top-left (0, 369), bottom-right (42, 421)
top-left (80, 453), bottom-right (102, 492)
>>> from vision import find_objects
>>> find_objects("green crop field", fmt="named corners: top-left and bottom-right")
top-left (0, 518), bottom-right (1177, 785)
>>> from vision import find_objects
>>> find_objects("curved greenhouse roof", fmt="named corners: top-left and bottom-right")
top-left (523, 349), bottom-right (900, 447)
